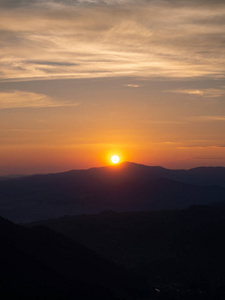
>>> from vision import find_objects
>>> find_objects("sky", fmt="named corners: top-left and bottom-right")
top-left (0, 0), bottom-right (225, 175)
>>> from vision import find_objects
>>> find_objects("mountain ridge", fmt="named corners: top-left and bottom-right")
top-left (0, 162), bottom-right (225, 223)
top-left (31, 205), bottom-right (225, 299)
top-left (0, 215), bottom-right (153, 299)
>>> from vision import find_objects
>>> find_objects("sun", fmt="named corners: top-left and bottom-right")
top-left (111, 155), bottom-right (120, 164)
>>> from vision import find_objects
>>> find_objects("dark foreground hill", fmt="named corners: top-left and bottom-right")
top-left (0, 162), bottom-right (225, 222)
top-left (0, 215), bottom-right (155, 299)
top-left (33, 205), bottom-right (225, 299)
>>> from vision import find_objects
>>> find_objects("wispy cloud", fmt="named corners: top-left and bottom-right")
top-left (167, 87), bottom-right (225, 98)
top-left (178, 146), bottom-right (225, 149)
top-left (125, 84), bottom-right (141, 88)
top-left (188, 116), bottom-right (225, 122)
top-left (27, 60), bottom-right (79, 66)
top-left (0, 0), bottom-right (225, 81)
top-left (0, 90), bottom-right (80, 109)
top-left (140, 120), bottom-right (185, 125)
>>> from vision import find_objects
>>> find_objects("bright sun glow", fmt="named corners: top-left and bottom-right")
top-left (111, 155), bottom-right (120, 164)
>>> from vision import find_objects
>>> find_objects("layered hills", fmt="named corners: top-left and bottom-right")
top-left (0, 215), bottom-right (153, 299)
top-left (0, 162), bottom-right (225, 222)
top-left (32, 205), bottom-right (225, 299)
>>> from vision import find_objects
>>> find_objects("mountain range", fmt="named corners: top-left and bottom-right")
top-left (0, 215), bottom-right (154, 299)
top-left (31, 205), bottom-right (225, 299)
top-left (0, 162), bottom-right (225, 223)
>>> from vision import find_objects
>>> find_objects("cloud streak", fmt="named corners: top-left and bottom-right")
top-left (125, 84), bottom-right (141, 88)
top-left (0, 0), bottom-right (225, 81)
top-left (188, 116), bottom-right (225, 122)
top-left (0, 90), bottom-right (80, 109)
top-left (167, 87), bottom-right (225, 98)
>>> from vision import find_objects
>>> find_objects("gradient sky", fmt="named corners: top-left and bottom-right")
top-left (0, 0), bottom-right (225, 175)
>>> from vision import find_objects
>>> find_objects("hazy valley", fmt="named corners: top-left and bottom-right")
top-left (1, 162), bottom-right (225, 299)
top-left (1, 162), bottom-right (225, 223)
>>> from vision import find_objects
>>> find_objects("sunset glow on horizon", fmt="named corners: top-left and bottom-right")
top-left (0, 0), bottom-right (225, 176)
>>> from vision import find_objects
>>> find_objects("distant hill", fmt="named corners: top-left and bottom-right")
top-left (0, 215), bottom-right (154, 299)
top-left (0, 162), bottom-right (225, 222)
top-left (32, 205), bottom-right (225, 299)
top-left (0, 174), bottom-right (26, 181)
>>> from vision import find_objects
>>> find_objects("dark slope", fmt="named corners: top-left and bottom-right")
top-left (0, 216), bottom-right (155, 299)
top-left (116, 162), bottom-right (225, 187)
top-left (33, 205), bottom-right (225, 299)
top-left (0, 162), bottom-right (225, 222)
top-left (152, 165), bottom-right (225, 187)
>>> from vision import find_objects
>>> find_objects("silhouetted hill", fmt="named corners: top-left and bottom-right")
top-left (118, 162), bottom-right (225, 187)
top-left (0, 215), bottom-right (155, 299)
top-left (0, 174), bottom-right (25, 179)
top-left (33, 205), bottom-right (225, 299)
top-left (0, 162), bottom-right (225, 222)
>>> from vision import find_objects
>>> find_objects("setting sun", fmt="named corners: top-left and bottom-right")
top-left (111, 155), bottom-right (120, 164)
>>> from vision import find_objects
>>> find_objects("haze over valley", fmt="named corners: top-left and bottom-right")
top-left (1, 162), bottom-right (225, 223)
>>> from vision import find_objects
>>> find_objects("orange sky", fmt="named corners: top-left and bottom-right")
top-left (0, 0), bottom-right (225, 175)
